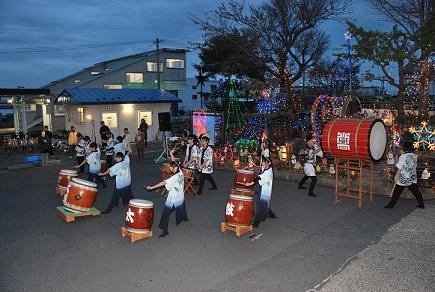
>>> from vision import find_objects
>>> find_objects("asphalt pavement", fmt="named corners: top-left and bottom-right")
top-left (0, 149), bottom-right (433, 292)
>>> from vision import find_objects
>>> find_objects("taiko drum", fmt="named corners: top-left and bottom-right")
top-left (63, 178), bottom-right (97, 213)
top-left (234, 169), bottom-right (255, 190)
top-left (58, 169), bottom-right (78, 190)
top-left (321, 119), bottom-right (387, 161)
top-left (225, 194), bottom-right (254, 226)
top-left (125, 199), bottom-right (154, 234)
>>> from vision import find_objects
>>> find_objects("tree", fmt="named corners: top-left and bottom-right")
top-left (348, 0), bottom-right (434, 116)
top-left (307, 57), bottom-right (361, 96)
top-left (192, 0), bottom-right (349, 117)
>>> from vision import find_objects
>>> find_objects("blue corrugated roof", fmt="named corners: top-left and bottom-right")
top-left (56, 88), bottom-right (181, 105)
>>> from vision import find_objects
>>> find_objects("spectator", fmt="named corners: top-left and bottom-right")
top-left (38, 131), bottom-right (50, 166)
top-left (100, 121), bottom-right (110, 141)
top-left (135, 128), bottom-right (145, 160)
top-left (43, 125), bottom-right (54, 157)
top-left (139, 119), bottom-right (148, 147)
top-left (68, 126), bottom-right (78, 157)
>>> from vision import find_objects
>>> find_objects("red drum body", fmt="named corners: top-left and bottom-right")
top-left (321, 119), bottom-right (387, 161)
top-left (225, 195), bottom-right (254, 226)
top-left (234, 170), bottom-right (255, 189)
top-left (63, 178), bottom-right (97, 213)
top-left (58, 169), bottom-right (78, 189)
top-left (125, 199), bottom-right (154, 233)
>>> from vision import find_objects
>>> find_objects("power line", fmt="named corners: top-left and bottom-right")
top-left (0, 40), bottom-right (155, 54)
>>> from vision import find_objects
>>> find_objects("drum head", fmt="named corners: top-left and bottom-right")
top-left (369, 121), bottom-right (387, 161)
top-left (60, 169), bottom-right (77, 175)
top-left (237, 170), bottom-right (254, 174)
top-left (229, 194), bottom-right (253, 201)
top-left (129, 199), bottom-right (153, 207)
top-left (71, 178), bottom-right (97, 188)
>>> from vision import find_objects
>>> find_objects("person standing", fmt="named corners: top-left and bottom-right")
top-left (183, 135), bottom-right (199, 170)
top-left (197, 136), bottom-right (217, 195)
top-left (139, 119), bottom-right (148, 147)
top-left (75, 133), bottom-right (87, 173)
top-left (384, 140), bottom-right (425, 209)
top-left (68, 126), bottom-right (78, 157)
top-left (114, 136), bottom-right (126, 155)
top-left (75, 142), bottom-right (106, 188)
top-left (123, 128), bottom-right (133, 154)
top-left (146, 157), bottom-right (188, 238)
top-left (100, 152), bottom-right (134, 214)
top-left (99, 121), bottom-right (110, 142)
top-left (298, 134), bottom-right (323, 197)
top-left (43, 125), bottom-right (54, 157)
top-left (104, 133), bottom-right (115, 168)
top-left (135, 128), bottom-right (145, 161)
top-left (38, 131), bottom-right (50, 166)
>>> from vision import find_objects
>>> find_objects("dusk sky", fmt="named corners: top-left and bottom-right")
top-left (0, 0), bottom-right (388, 89)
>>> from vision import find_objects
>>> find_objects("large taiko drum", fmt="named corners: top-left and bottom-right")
top-left (63, 178), bottom-right (97, 213)
top-left (321, 119), bottom-right (387, 161)
top-left (234, 169), bottom-right (255, 189)
top-left (57, 169), bottom-right (78, 191)
top-left (125, 199), bottom-right (154, 234)
top-left (225, 194), bottom-right (254, 226)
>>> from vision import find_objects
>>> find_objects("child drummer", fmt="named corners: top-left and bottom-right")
top-left (75, 142), bottom-right (106, 188)
top-left (146, 150), bottom-right (188, 238)
top-left (245, 156), bottom-right (276, 228)
top-left (298, 134), bottom-right (323, 197)
top-left (99, 152), bottom-right (134, 214)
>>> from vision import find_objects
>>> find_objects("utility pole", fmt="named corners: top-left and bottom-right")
top-left (153, 38), bottom-right (165, 90)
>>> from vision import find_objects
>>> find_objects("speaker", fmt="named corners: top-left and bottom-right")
top-left (158, 112), bottom-right (171, 131)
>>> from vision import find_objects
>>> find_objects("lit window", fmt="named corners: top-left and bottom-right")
top-left (25, 104), bottom-right (36, 112)
top-left (102, 112), bottom-right (118, 128)
top-left (126, 73), bottom-right (143, 83)
top-left (192, 95), bottom-right (197, 100)
top-left (90, 71), bottom-right (101, 75)
top-left (146, 62), bottom-right (163, 72)
top-left (104, 84), bottom-right (122, 89)
top-left (77, 107), bottom-right (84, 123)
top-left (74, 79), bottom-right (80, 83)
top-left (54, 105), bottom-right (66, 116)
top-left (166, 59), bottom-right (184, 69)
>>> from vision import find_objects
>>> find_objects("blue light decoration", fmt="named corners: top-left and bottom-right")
top-left (311, 95), bottom-right (334, 144)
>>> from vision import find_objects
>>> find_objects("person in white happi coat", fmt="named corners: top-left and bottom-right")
top-left (183, 135), bottom-right (199, 170)
top-left (104, 133), bottom-right (115, 168)
top-left (114, 136), bottom-right (126, 155)
top-left (122, 128), bottom-right (133, 154)
top-left (197, 136), bottom-right (217, 194)
top-left (75, 142), bottom-right (106, 188)
top-left (99, 152), bottom-right (134, 214)
top-left (146, 153), bottom-right (188, 238)
top-left (298, 134), bottom-right (323, 197)
top-left (246, 156), bottom-right (276, 228)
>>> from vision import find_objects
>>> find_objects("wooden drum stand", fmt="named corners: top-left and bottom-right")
top-left (335, 158), bottom-right (373, 208)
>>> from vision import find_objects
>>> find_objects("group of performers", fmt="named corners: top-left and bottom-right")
top-left (69, 126), bottom-right (425, 239)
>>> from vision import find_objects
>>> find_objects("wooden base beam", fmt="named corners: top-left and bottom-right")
top-left (220, 222), bottom-right (253, 237)
top-left (121, 227), bottom-right (152, 243)
top-left (56, 206), bottom-right (100, 223)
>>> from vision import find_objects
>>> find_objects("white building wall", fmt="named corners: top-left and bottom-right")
top-left (178, 78), bottom-right (222, 110)
top-left (64, 103), bottom-right (171, 142)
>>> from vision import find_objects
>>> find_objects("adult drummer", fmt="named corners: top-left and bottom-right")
top-left (99, 152), bottom-right (134, 214)
top-left (183, 135), bottom-right (199, 170)
top-left (298, 134), bottom-right (323, 197)
top-left (146, 151), bottom-right (188, 238)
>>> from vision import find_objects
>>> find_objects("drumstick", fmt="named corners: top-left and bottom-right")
top-left (389, 182), bottom-right (396, 198)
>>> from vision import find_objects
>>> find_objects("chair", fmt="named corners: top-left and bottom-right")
top-left (183, 168), bottom-right (198, 196)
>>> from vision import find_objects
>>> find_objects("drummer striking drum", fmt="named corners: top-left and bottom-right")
top-left (146, 154), bottom-right (188, 238)
top-left (298, 134), bottom-right (323, 197)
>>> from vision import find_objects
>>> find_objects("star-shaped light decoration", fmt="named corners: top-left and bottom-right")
top-left (344, 31), bottom-right (352, 40)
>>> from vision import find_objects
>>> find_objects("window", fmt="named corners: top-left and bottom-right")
top-left (138, 111), bottom-right (153, 126)
top-left (192, 95), bottom-right (197, 100)
top-left (104, 84), bottom-right (122, 89)
top-left (54, 104), bottom-right (65, 116)
top-left (90, 71), bottom-right (101, 75)
top-left (25, 104), bottom-right (36, 112)
top-left (77, 107), bottom-right (84, 123)
top-left (102, 112), bottom-right (118, 128)
top-left (192, 85), bottom-right (197, 90)
top-left (166, 59), bottom-right (184, 69)
top-left (146, 62), bottom-right (163, 72)
top-left (74, 79), bottom-right (80, 83)
top-left (126, 72), bottom-right (143, 83)
top-left (210, 85), bottom-right (217, 91)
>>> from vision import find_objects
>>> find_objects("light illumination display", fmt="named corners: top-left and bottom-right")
top-left (409, 121), bottom-right (435, 151)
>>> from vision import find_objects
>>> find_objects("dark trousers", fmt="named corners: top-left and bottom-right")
top-left (198, 173), bottom-right (217, 193)
top-left (299, 175), bottom-right (317, 195)
top-left (88, 172), bottom-right (105, 187)
top-left (253, 197), bottom-right (276, 226)
top-left (106, 155), bottom-right (114, 168)
top-left (77, 156), bottom-right (85, 173)
top-left (387, 183), bottom-right (424, 207)
top-left (136, 147), bottom-right (144, 160)
top-left (158, 203), bottom-right (187, 233)
top-left (104, 186), bottom-right (133, 212)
